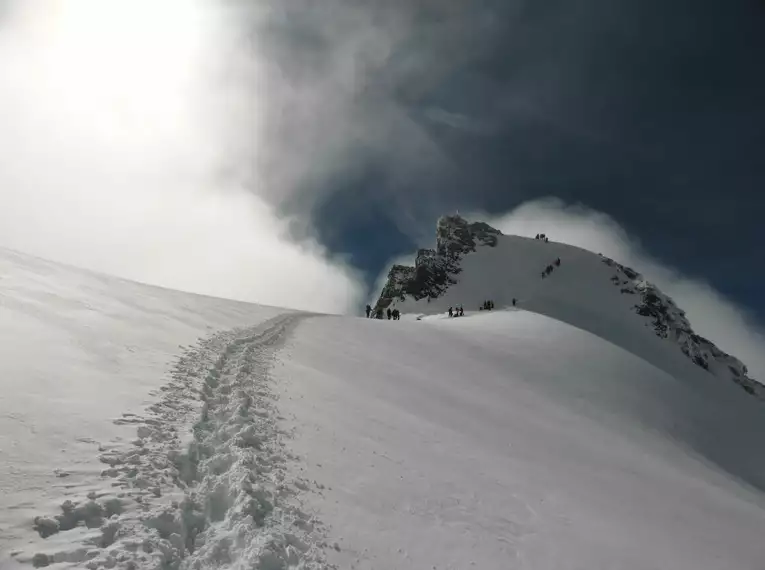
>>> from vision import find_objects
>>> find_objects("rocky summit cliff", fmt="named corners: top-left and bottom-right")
top-left (374, 214), bottom-right (762, 400)
top-left (376, 215), bottom-right (502, 307)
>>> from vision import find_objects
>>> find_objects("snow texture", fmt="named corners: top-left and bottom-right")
top-left (374, 214), bottom-right (762, 397)
top-left (274, 312), bottom-right (765, 570)
top-left (0, 249), bottom-right (327, 568)
top-left (3, 242), bottom-right (765, 569)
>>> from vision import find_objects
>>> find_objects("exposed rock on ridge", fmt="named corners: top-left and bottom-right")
top-left (375, 215), bottom-right (501, 309)
top-left (600, 255), bottom-right (762, 398)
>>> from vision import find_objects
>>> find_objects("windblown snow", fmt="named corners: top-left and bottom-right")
top-left (2, 241), bottom-right (765, 569)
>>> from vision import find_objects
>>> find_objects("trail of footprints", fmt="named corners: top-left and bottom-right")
top-left (27, 314), bottom-right (336, 569)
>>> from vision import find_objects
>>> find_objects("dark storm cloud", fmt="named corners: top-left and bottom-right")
top-left (240, 0), bottom-right (764, 317)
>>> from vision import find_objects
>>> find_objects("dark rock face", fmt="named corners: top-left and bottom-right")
top-left (375, 215), bottom-right (501, 309)
top-left (600, 254), bottom-right (763, 399)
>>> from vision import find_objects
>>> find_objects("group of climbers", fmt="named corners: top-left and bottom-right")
top-left (541, 257), bottom-right (562, 279)
top-left (448, 305), bottom-right (464, 317)
top-left (364, 304), bottom-right (400, 320)
top-left (366, 232), bottom-right (561, 321)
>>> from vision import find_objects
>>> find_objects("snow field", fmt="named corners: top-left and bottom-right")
top-left (9, 314), bottom-right (336, 569)
top-left (3, 245), bottom-right (765, 569)
top-left (274, 312), bottom-right (765, 570)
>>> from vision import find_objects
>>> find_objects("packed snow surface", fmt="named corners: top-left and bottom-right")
top-left (2, 246), bottom-right (765, 569)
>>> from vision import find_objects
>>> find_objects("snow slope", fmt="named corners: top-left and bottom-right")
top-left (275, 312), bottom-right (765, 569)
top-left (375, 215), bottom-right (762, 397)
top-left (3, 246), bottom-right (765, 569)
top-left (0, 248), bottom-right (290, 565)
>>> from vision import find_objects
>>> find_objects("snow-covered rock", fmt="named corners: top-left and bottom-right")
top-left (374, 214), bottom-right (762, 398)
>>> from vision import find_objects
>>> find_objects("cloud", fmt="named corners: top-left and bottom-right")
top-left (483, 198), bottom-right (765, 380)
top-left (0, 0), bottom-right (363, 313)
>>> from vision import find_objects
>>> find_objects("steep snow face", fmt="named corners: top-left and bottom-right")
top-left (375, 216), bottom-right (761, 397)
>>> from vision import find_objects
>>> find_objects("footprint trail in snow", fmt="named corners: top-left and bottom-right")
top-left (26, 313), bottom-right (334, 569)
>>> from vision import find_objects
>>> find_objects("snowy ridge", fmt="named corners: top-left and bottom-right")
top-left (375, 214), bottom-right (761, 397)
top-left (600, 255), bottom-right (762, 398)
top-left (20, 315), bottom-right (334, 569)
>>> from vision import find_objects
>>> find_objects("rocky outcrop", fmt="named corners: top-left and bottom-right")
top-left (374, 215), bottom-right (501, 309)
top-left (600, 255), bottom-right (763, 399)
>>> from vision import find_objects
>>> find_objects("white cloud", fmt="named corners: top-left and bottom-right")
top-left (482, 198), bottom-right (765, 380)
top-left (0, 0), bottom-right (363, 314)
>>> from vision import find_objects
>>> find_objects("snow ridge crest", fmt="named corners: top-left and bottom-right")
top-left (374, 214), bottom-right (761, 399)
top-left (599, 254), bottom-right (762, 398)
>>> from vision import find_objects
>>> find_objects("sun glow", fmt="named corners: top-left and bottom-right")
top-left (2, 0), bottom-right (214, 149)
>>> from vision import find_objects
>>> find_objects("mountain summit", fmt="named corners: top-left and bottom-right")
top-left (374, 214), bottom-right (761, 398)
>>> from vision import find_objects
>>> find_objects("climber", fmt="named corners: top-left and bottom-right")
top-left (365, 304), bottom-right (371, 318)
top-left (459, 306), bottom-right (464, 317)
top-left (387, 308), bottom-right (392, 320)
top-left (448, 306), bottom-right (453, 317)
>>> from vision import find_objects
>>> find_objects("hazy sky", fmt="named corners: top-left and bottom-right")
top-left (0, 1), bottom-right (762, 370)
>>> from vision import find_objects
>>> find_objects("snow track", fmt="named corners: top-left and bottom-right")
top-left (22, 313), bottom-right (335, 569)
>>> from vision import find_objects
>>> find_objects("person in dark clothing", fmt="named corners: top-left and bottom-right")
top-left (387, 308), bottom-right (392, 320)
top-left (448, 307), bottom-right (453, 317)
top-left (376, 308), bottom-right (383, 319)
top-left (555, 258), bottom-right (560, 267)
top-left (459, 306), bottom-right (464, 317)
top-left (512, 298), bottom-right (516, 306)
top-left (365, 304), bottom-right (371, 318)
top-left (394, 309), bottom-right (400, 320)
